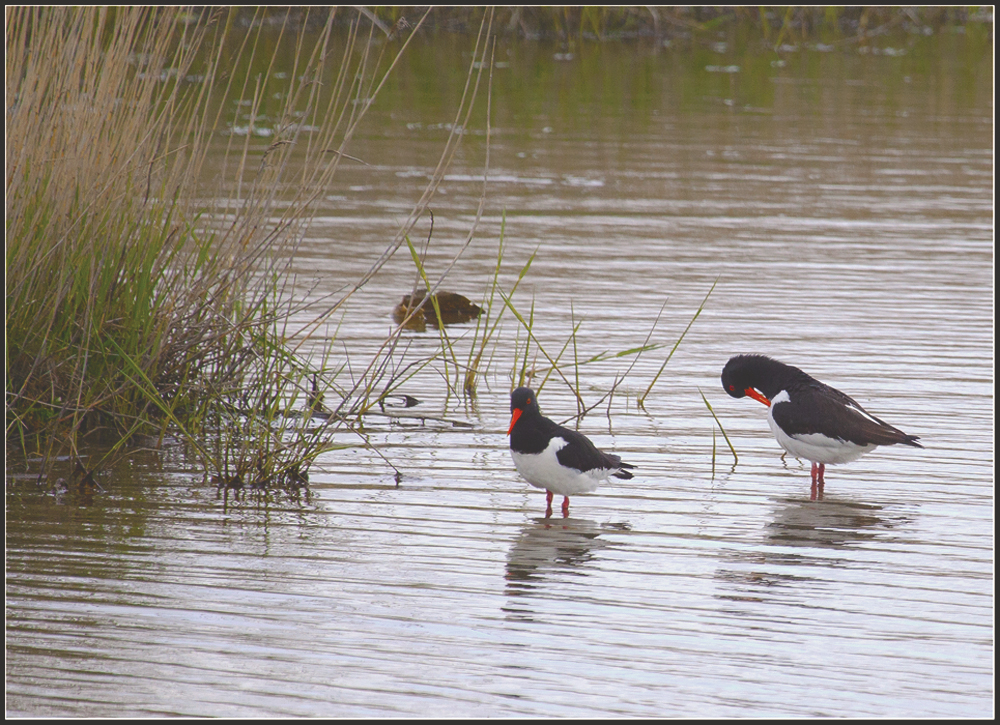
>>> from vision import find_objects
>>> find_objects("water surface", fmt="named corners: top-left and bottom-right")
top-left (6, 30), bottom-right (993, 717)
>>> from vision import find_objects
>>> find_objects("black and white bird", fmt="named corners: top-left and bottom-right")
top-left (721, 354), bottom-right (922, 497)
top-left (507, 387), bottom-right (635, 517)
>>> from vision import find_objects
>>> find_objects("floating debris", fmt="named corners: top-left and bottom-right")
top-left (378, 394), bottom-right (422, 410)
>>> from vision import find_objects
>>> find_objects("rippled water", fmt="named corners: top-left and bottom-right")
top-left (6, 33), bottom-right (993, 717)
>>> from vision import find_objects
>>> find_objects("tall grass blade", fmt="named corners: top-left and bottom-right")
top-left (638, 275), bottom-right (720, 410)
top-left (699, 387), bottom-right (738, 464)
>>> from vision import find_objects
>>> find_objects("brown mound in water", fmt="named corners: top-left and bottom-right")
top-left (392, 290), bottom-right (483, 331)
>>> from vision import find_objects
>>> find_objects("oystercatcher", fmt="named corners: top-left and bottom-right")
top-left (721, 354), bottom-right (922, 497)
top-left (507, 387), bottom-right (635, 517)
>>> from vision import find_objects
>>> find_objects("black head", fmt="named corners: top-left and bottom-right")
top-left (722, 355), bottom-right (754, 399)
top-left (508, 387), bottom-right (540, 435)
top-left (510, 386), bottom-right (541, 413)
top-left (722, 354), bottom-right (799, 404)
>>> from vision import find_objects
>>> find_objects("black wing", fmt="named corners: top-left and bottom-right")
top-left (552, 422), bottom-right (636, 479)
top-left (773, 381), bottom-right (922, 448)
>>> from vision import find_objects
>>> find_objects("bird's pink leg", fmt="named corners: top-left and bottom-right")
top-left (545, 490), bottom-right (554, 518)
top-left (561, 496), bottom-right (570, 518)
top-left (810, 462), bottom-right (826, 500)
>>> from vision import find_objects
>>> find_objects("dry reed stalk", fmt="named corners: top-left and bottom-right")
top-left (5, 7), bottom-right (472, 488)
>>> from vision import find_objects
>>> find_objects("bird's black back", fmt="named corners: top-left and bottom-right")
top-left (509, 387), bottom-right (636, 478)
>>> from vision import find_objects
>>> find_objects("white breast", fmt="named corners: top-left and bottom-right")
top-left (510, 436), bottom-right (610, 497)
top-left (767, 391), bottom-right (877, 465)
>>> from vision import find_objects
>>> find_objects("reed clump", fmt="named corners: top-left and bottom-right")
top-left (5, 6), bottom-right (471, 485)
top-left (7, 7), bottom-right (227, 448)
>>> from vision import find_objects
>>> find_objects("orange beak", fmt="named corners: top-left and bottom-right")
top-left (745, 387), bottom-right (771, 408)
top-left (507, 407), bottom-right (522, 435)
